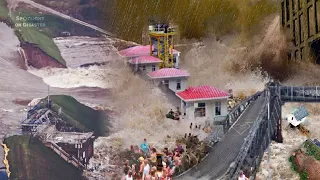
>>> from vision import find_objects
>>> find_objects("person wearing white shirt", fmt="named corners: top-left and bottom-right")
top-left (238, 171), bottom-right (249, 180)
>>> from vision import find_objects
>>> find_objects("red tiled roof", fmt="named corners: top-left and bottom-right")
top-left (148, 68), bottom-right (190, 79)
top-left (129, 56), bottom-right (162, 64)
top-left (176, 85), bottom-right (229, 101)
top-left (119, 45), bottom-right (180, 57)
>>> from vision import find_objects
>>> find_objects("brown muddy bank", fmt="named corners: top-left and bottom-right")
top-left (0, 18), bottom-right (66, 69)
top-left (21, 42), bottom-right (66, 69)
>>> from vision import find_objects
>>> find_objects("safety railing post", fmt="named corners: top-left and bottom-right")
top-left (291, 86), bottom-right (293, 101)
top-left (317, 86), bottom-right (318, 101)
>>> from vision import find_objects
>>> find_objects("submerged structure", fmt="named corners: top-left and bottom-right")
top-left (21, 99), bottom-right (95, 168)
top-left (281, 0), bottom-right (320, 63)
top-left (285, 105), bottom-right (309, 127)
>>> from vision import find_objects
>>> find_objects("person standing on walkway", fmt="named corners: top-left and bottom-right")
top-left (124, 170), bottom-right (133, 180)
top-left (139, 157), bottom-right (146, 178)
top-left (238, 170), bottom-right (249, 180)
top-left (140, 138), bottom-right (149, 156)
top-left (142, 159), bottom-right (150, 180)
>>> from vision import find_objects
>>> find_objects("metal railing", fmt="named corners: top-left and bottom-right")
top-left (225, 91), bottom-right (263, 128)
top-left (46, 141), bottom-right (85, 169)
top-left (175, 82), bottom-right (320, 179)
top-left (278, 86), bottom-right (320, 102)
top-left (226, 93), bottom-right (269, 179)
top-left (226, 87), bottom-right (283, 179)
top-left (202, 91), bottom-right (264, 147)
top-left (149, 27), bottom-right (175, 33)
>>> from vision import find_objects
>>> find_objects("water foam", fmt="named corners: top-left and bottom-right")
top-left (256, 103), bottom-right (320, 180)
top-left (27, 65), bottom-right (115, 89)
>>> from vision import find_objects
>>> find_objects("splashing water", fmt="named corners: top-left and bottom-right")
top-left (256, 103), bottom-right (320, 180)
top-left (95, 15), bottom-right (320, 179)
top-left (27, 65), bottom-right (115, 89)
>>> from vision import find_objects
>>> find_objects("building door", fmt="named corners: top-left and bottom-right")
top-left (163, 80), bottom-right (169, 88)
top-left (183, 101), bottom-right (187, 115)
top-left (215, 101), bottom-right (221, 116)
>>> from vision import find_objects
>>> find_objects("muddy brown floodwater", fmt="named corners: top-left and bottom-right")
top-left (0, 23), bottom-right (112, 139)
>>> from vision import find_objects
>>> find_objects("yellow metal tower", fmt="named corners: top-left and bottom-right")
top-left (149, 24), bottom-right (176, 68)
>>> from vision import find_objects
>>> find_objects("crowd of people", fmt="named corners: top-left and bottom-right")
top-left (122, 139), bottom-right (184, 180)
top-left (166, 108), bottom-right (181, 120)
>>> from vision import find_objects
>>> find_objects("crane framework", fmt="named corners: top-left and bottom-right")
top-left (149, 25), bottom-right (176, 68)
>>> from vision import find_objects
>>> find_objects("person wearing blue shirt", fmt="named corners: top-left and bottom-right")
top-left (140, 138), bottom-right (149, 155)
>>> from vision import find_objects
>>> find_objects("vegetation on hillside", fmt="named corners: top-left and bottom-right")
top-left (100, 0), bottom-right (279, 42)
top-left (0, 0), bottom-right (101, 66)
top-left (303, 140), bottom-right (320, 160)
top-left (0, 0), bottom-right (65, 65)
top-left (289, 155), bottom-right (309, 180)
top-left (0, 0), bottom-right (8, 19)
top-left (4, 135), bottom-right (86, 180)
top-left (288, 140), bottom-right (320, 180)
top-left (19, 0), bottom-right (279, 43)
top-left (11, 7), bottom-right (100, 65)
top-left (33, 0), bottom-right (106, 26)
top-left (40, 95), bottom-right (109, 136)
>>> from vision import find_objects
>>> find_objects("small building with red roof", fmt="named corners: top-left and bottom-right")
top-left (129, 55), bottom-right (162, 73)
top-left (176, 85), bottom-right (230, 120)
top-left (118, 45), bottom-right (181, 68)
top-left (148, 68), bottom-right (190, 93)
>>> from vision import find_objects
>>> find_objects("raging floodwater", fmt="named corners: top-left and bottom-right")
top-left (0, 23), bottom-right (111, 138)
top-left (256, 103), bottom-right (320, 180)
top-left (2, 13), bottom-right (320, 180)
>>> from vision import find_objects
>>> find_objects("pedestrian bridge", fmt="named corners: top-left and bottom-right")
top-left (175, 82), bottom-right (320, 180)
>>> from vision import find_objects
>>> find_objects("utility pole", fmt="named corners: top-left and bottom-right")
top-left (47, 85), bottom-right (50, 108)
top-left (267, 88), bottom-right (272, 180)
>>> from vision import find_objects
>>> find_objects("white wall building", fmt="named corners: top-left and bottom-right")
top-left (148, 68), bottom-right (190, 93)
top-left (286, 105), bottom-right (309, 127)
top-left (129, 56), bottom-right (162, 73)
top-left (176, 85), bottom-right (230, 121)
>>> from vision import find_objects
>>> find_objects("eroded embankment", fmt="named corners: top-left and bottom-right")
top-left (0, 0), bottom-right (66, 69)
top-left (21, 42), bottom-right (66, 68)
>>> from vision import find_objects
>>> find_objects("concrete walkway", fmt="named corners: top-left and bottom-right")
top-left (175, 96), bottom-right (265, 179)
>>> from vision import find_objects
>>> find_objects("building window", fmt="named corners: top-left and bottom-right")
top-left (195, 102), bottom-right (205, 117)
top-left (281, 1), bottom-right (285, 25)
top-left (292, 0), bottom-right (296, 15)
top-left (298, 0), bottom-right (302, 10)
top-left (301, 47), bottom-right (305, 60)
top-left (295, 50), bottom-right (299, 60)
top-left (142, 65), bottom-right (146, 71)
top-left (215, 101), bottom-right (221, 116)
top-left (286, 0), bottom-right (290, 22)
top-left (299, 14), bottom-right (304, 43)
top-left (293, 19), bottom-right (297, 45)
top-left (288, 52), bottom-right (292, 61)
top-left (307, 7), bottom-right (315, 38)
top-left (316, 0), bottom-right (319, 33)
top-left (176, 79), bottom-right (181, 90)
top-left (152, 65), bottom-right (156, 71)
